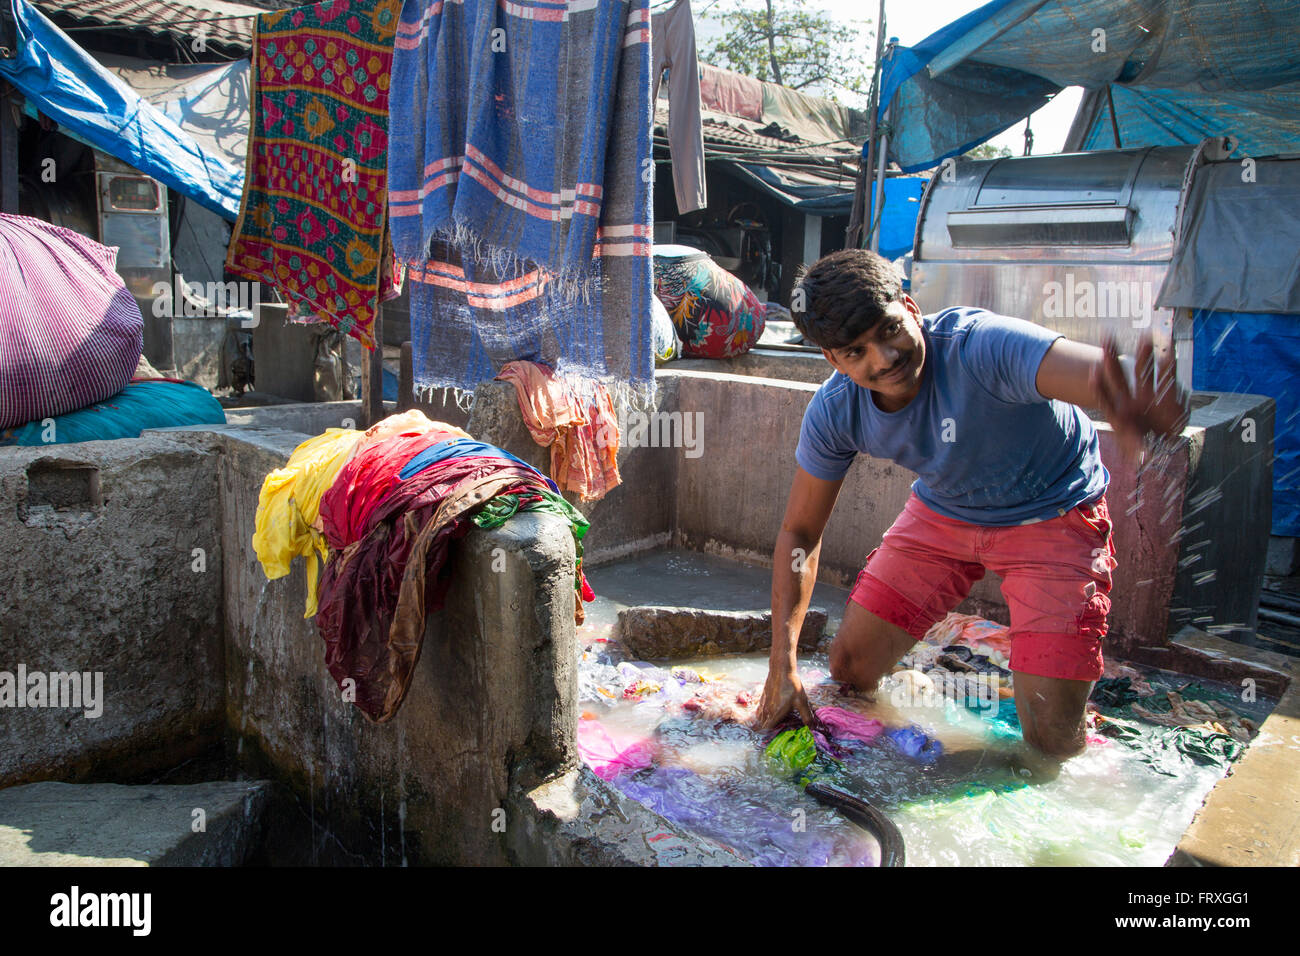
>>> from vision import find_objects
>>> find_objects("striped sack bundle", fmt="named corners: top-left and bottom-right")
top-left (226, 0), bottom-right (405, 348)
top-left (0, 213), bottom-right (142, 431)
top-left (389, 0), bottom-right (655, 399)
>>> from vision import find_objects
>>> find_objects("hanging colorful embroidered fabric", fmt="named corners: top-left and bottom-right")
top-left (227, 0), bottom-right (405, 348)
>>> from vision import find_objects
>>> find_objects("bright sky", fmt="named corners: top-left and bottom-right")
top-left (693, 0), bottom-right (1083, 155)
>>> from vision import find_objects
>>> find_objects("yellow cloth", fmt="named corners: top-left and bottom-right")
top-left (252, 427), bottom-right (364, 617)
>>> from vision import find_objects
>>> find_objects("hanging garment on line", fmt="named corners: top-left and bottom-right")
top-left (698, 63), bottom-right (762, 121)
top-left (253, 427), bottom-right (365, 618)
top-left (315, 456), bottom-right (553, 722)
top-left (388, 0), bottom-right (656, 397)
top-left (226, 0), bottom-right (405, 348)
top-left (495, 361), bottom-right (621, 502)
top-left (651, 0), bottom-right (707, 213)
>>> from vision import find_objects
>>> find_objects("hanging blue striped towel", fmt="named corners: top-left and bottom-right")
top-left (389, 0), bottom-right (655, 400)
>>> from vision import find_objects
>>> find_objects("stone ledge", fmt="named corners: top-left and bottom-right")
top-left (0, 780), bottom-right (270, 866)
top-left (616, 605), bottom-right (826, 658)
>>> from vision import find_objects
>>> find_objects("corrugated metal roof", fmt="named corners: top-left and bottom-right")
top-left (654, 103), bottom-right (858, 160)
top-left (33, 0), bottom-right (264, 53)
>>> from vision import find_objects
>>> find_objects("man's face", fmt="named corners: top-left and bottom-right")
top-left (821, 295), bottom-right (926, 407)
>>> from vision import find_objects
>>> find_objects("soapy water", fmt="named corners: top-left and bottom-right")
top-left (576, 613), bottom-right (1272, 867)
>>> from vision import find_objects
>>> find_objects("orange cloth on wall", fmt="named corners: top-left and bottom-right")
top-left (495, 361), bottom-right (620, 501)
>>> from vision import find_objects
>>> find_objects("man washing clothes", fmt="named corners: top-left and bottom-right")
top-left (756, 249), bottom-right (1190, 757)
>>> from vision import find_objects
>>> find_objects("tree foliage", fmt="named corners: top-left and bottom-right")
top-left (700, 0), bottom-right (871, 105)
top-left (962, 143), bottom-right (1014, 160)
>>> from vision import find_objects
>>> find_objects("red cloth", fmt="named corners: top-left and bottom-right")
top-left (319, 427), bottom-right (463, 550)
top-left (315, 455), bottom-right (554, 722)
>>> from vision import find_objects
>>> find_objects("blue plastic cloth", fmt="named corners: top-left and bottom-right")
top-left (886, 726), bottom-right (944, 765)
top-left (874, 0), bottom-right (1300, 172)
top-left (0, 380), bottom-right (226, 445)
top-left (399, 438), bottom-right (559, 493)
top-left (0, 0), bottom-right (242, 220)
top-left (1192, 310), bottom-right (1300, 535)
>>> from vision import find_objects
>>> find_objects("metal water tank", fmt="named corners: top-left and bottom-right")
top-left (911, 145), bottom-right (1198, 383)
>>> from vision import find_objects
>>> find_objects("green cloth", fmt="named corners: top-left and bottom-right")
top-left (1090, 677), bottom-right (1146, 708)
top-left (472, 491), bottom-right (591, 594)
top-left (766, 726), bottom-right (820, 773)
top-left (1097, 713), bottom-right (1242, 775)
top-left (471, 490), bottom-right (589, 537)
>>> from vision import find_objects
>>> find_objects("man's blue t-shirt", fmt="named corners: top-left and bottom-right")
top-left (795, 308), bottom-right (1108, 525)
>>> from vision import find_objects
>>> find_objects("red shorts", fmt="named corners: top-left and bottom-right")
top-left (848, 492), bottom-right (1116, 682)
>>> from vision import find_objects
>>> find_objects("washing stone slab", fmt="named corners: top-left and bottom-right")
top-left (615, 605), bottom-right (828, 659)
top-left (0, 780), bottom-right (270, 866)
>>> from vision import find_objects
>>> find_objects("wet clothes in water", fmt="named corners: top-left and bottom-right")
top-left (615, 766), bottom-right (876, 867)
top-left (1093, 712), bottom-right (1244, 775)
top-left (815, 707), bottom-right (886, 745)
top-left (577, 719), bottom-right (657, 780)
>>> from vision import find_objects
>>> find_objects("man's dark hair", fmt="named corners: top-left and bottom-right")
top-left (790, 249), bottom-right (904, 350)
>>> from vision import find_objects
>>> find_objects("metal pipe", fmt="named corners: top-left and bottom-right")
top-left (1257, 607), bottom-right (1300, 629)
top-left (1106, 83), bottom-right (1122, 149)
top-left (1260, 590), bottom-right (1300, 613)
top-left (869, 105), bottom-right (889, 253)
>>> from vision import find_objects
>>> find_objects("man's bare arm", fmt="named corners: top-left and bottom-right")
top-left (1035, 334), bottom-right (1190, 463)
top-left (758, 466), bottom-right (844, 729)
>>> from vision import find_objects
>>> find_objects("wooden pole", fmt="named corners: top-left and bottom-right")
top-left (398, 340), bottom-right (413, 412)
top-left (361, 309), bottom-right (384, 428)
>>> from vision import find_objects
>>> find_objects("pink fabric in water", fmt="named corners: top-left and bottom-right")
top-left (816, 707), bottom-right (885, 745)
top-left (577, 719), bottom-right (657, 780)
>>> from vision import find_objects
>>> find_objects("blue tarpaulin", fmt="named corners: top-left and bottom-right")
top-left (875, 0), bottom-right (1300, 172)
top-left (1192, 310), bottom-right (1300, 536)
top-left (0, 0), bottom-right (243, 220)
top-left (866, 176), bottom-right (927, 261)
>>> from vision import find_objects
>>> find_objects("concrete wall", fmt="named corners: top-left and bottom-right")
top-left (673, 348), bottom-right (829, 385)
top-left (188, 424), bottom-right (580, 865)
top-left (224, 400), bottom-right (369, 437)
top-left (171, 316), bottom-right (229, 390)
top-left (0, 437), bottom-right (226, 787)
top-left (2, 417), bottom-right (729, 865)
top-left (657, 371), bottom-right (1273, 662)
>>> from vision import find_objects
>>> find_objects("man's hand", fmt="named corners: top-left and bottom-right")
top-left (1091, 334), bottom-right (1190, 465)
top-left (756, 666), bottom-right (815, 731)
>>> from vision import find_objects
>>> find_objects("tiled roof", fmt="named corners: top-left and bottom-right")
top-left (33, 0), bottom-right (265, 53)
